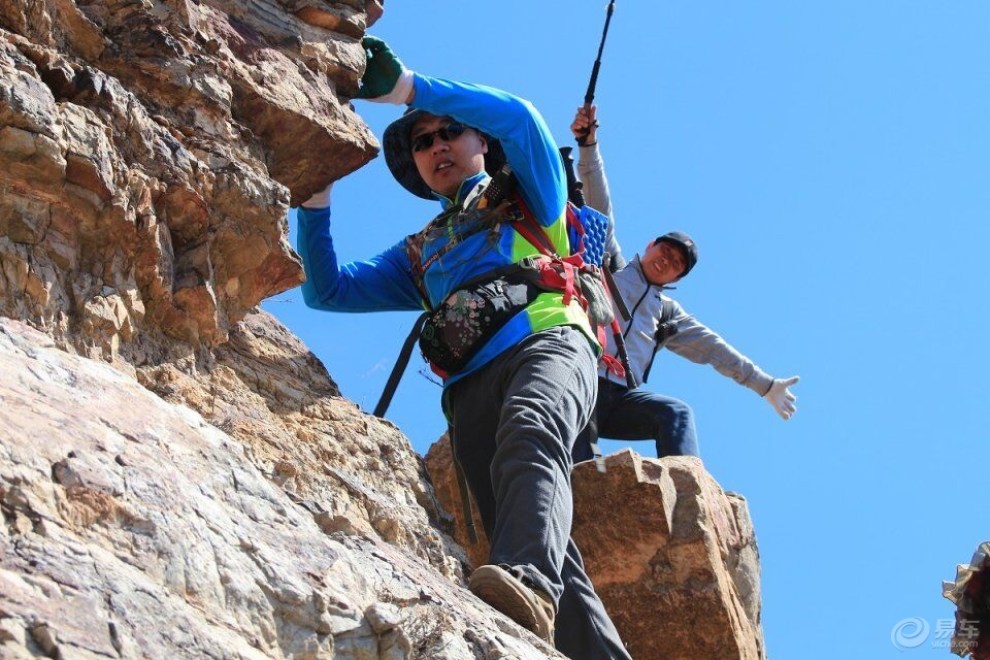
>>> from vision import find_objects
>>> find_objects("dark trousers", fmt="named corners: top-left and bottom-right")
top-left (446, 326), bottom-right (632, 660)
top-left (574, 376), bottom-right (700, 462)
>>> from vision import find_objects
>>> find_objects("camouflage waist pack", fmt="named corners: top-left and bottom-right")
top-left (419, 276), bottom-right (537, 377)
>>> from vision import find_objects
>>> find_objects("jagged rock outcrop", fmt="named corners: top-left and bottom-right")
top-left (0, 0), bottom-right (371, 360)
top-left (943, 541), bottom-right (990, 658)
top-left (425, 438), bottom-right (766, 659)
top-left (0, 317), bottom-right (562, 659)
top-left (571, 451), bottom-right (764, 660)
top-left (1, 0), bottom-right (768, 658)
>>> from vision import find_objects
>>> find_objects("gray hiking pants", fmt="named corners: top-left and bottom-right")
top-left (445, 325), bottom-right (631, 660)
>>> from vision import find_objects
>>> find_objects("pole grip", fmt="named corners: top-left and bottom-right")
top-left (585, 60), bottom-right (602, 105)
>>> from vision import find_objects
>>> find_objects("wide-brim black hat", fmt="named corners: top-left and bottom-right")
top-left (382, 108), bottom-right (507, 200)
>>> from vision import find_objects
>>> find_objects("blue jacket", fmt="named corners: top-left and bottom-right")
top-left (297, 73), bottom-right (597, 386)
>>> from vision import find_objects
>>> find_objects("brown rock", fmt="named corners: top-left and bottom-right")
top-left (424, 438), bottom-right (767, 660)
top-left (1, 0), bottom-right (376, 360)
top-left (0, 317), bottom-right (562, 659)
top-left (423, 433), bottom-right (490, 570)
top-left (573, 451), bottom-right (765, 660)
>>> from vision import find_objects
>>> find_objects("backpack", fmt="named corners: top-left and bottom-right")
top-left (373, 162), bottom-right (620, 416)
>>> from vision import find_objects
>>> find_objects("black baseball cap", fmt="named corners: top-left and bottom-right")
top-left (655, 231), bottom-right (698, 278)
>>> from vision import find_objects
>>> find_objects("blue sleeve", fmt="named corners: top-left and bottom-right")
top-left (296, 205), bottom-right (424, 312)
top-left (411, 74), bottom-right (566, 227)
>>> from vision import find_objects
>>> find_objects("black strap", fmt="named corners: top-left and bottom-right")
top-left (373, 311), bottom-right (429, 418)
top-left (443, 414), bottom-right (480, 545)
top-left (452, 443), bottom-right (479, 544)
top-left (641, 299), bottom-right (678, 384)
top-left (602, 254), bottom-right (631, 321)
top-left (372, 261), bottom-right (534, 417)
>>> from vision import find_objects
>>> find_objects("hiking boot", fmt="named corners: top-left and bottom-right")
top-left (468, 564), bottom-right (556, 644)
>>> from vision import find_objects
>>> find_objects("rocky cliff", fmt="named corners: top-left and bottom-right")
top-left (426, 440), bottom-right (765, 660)
top-left (0, 1), bottom-right (765, 658)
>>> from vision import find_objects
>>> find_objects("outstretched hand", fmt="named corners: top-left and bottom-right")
top-left (356, 36), bottom-right (414, 104)
top-left (302, 182), bottom-right (333, 209)
top-left (764, 376), bottom-right (799, 420)
top-left (571, 104), bottom-right (599, 146)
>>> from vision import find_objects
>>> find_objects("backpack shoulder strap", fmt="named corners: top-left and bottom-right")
top-left (659, 297), bottom-right (677, 325)
top-left (512, 200), bottom-right (558, 257)
top-left (373, 311), bottom-right (430, 418)
top-left (404, 233), bottom-right (432, 310)
top-left (484, 163), bottom-right (574, 259)
top-left (641, 297), bottom-right (679, 384)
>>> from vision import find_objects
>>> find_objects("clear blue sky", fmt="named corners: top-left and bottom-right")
top-left (264, 2), bottom-right (990, 657)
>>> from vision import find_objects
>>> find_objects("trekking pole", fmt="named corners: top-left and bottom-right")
top-left (576, 0), bottom-right (616, 146)
top-left (585, 0), bottom-right (616, 107)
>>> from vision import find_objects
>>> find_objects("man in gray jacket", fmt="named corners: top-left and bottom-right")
top-left (569, 105), bottom-right (799, 461)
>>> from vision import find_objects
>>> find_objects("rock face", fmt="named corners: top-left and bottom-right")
top-left (1, 1), bottom-right (767, 658)
top-left (0, 0), bottom-right (373, 360)
top-left (425, 439), bottom-right (766, 660)
top-left (0, 317), bottom-right (561, 659)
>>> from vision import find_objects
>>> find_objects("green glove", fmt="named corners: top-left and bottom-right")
top-left (357, 36), bottom-right (412, 102)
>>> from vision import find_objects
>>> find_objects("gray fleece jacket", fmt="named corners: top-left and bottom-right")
top-left (577, 143), bottom-right (774, 395)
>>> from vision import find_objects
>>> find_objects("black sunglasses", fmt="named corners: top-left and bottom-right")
top-left (411, 123), bottom-right (467, 152)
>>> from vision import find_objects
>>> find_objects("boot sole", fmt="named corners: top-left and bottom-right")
top-left (469, 565), bottom-right (553, 642)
